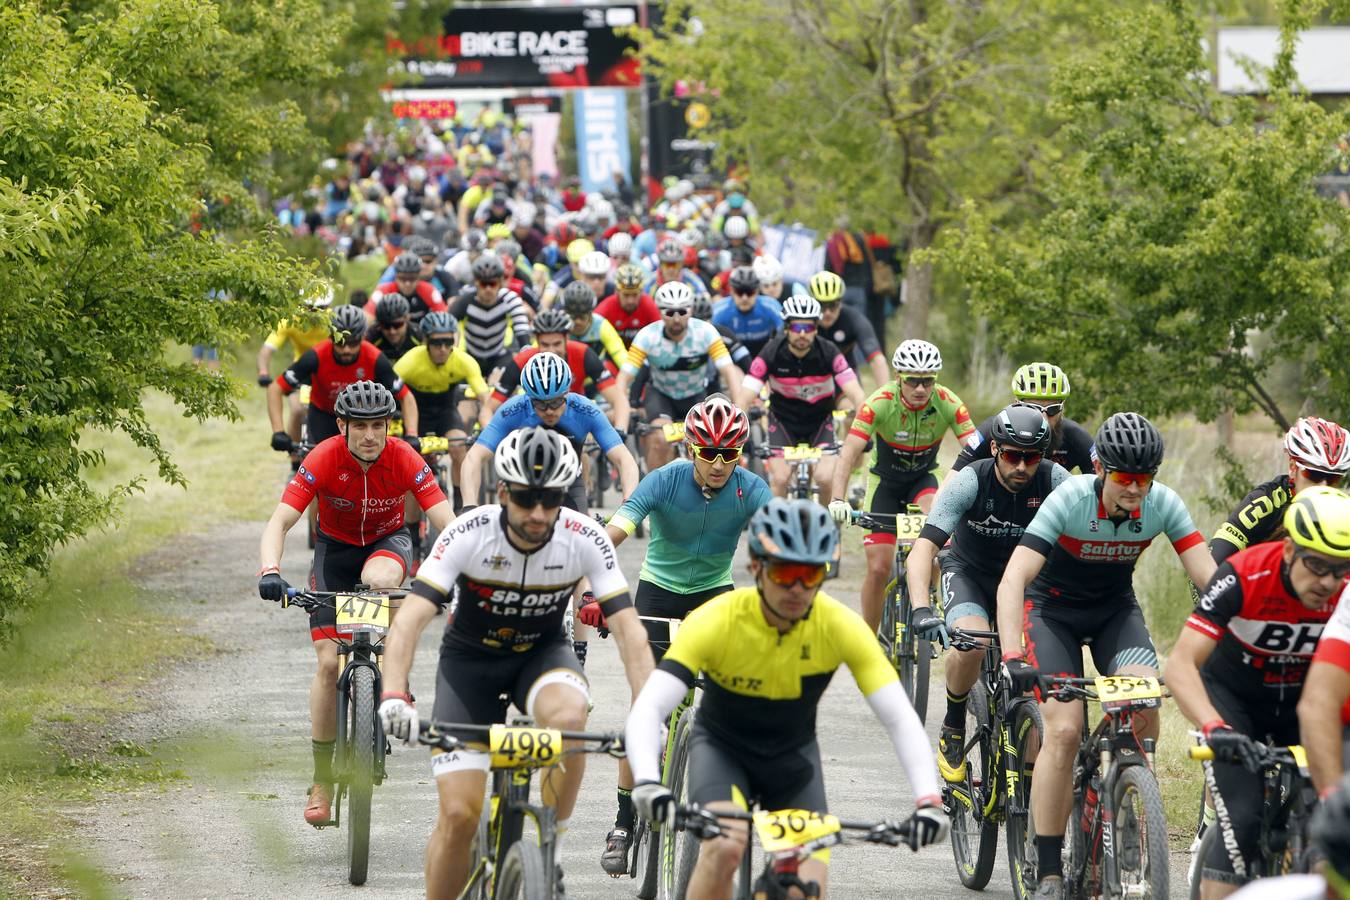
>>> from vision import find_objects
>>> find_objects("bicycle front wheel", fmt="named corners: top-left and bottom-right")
top-left (1003, 700), bottom-right (1042, 900)
top-left (494, 840), bottom-right (552, 899)
top-left (632, 813), bottom-right (657, 899)
top-left (949, 680), bottom-right (998, 889)
top-left (1110, 765), bottom-right (1169, 900)
top-left (665, 707), bottom-right (699, 900)
top-left (885, 563), bottom-right (929, 722)
top-left (346, 664), bottom-right (377, 885)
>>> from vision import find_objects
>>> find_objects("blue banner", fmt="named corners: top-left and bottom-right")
top-left (574, 88), bottom-right (630, 195)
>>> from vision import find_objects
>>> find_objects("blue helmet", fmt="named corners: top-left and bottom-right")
top-left (747, 498), bottom-right (840, 566)
top-left (520, 351), bottom-right (571, 402)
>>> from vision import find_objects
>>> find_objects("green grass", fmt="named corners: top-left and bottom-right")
top-left (0, 345), bottom-right (277, 897)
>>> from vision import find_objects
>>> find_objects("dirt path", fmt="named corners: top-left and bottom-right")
top-left (83, 505), bottom-right (1192, 898)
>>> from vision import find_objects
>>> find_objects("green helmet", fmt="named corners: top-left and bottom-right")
top-left (1011, 362), bottom-right (1071, 402)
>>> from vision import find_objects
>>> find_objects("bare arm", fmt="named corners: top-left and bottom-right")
top-left (1164, 629), bottom-right (1222, 728)
top-left (257, 342), bottom-right (276, 380)
top-left (903, 538), bottom-right (941, 612)
top-left (400, 392), bottom-right (419, 437)
top-left (381, 594), bottom-right (440, 695)
top-left (616, 369), bottom-right (634, 397)
top-left (459, 444), bottom-right (492, 507)
top-left (260, 502), bottom-right (304, 571)
top-left (479, 392), bottom-right (503, 424)
top-left (869, 355), bottom-right (890, 392)
top-left (606, 523), bottom-right (628, 549)
top-left (1179, 543), bottom-right (1218, 593)
top-left (997, 546), bottom-right (1047, 654)
top-left (830, 432), bottom-right (869, 501)
top-left (266, 381), bottom-right (287, 432)
top-left (599, 382), bottom-right (631, 432)
top-left (840, 377), bottom-right (866, 410)
top-left (424, 499), bottom-right (454, 535)
top-left (605, 606), bottom-right (655, 697)
top-left (718, 361), bottom-right (743, 399)
top-left (607, 444), bottom-right (641, 501)
top-left (1299, 660), bottom-right (1350, 794)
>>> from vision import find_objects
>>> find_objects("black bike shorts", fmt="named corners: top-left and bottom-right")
top-left (687, 725), bottom-right (827, 814)
top-left (862, 471), bottom-right (939, 547)
top-left (306, 406), bottom-right (341, 444)
top-left (643, 385), bottom-right (701, 424)
top-left (428, 639), bottom-right (588, 778)
top-left (635, 580), bottom-right (733, 662)
top-left (1200, 676), bottom-right (1301, 885)
top-left (1022, 593), bottom-right (1158, 678)
top-left (419, 399), bottom-right (466, 437)
top-left (939, 554), bottom-right (1000, 627)
top-left (765, 411), bottom-right (835, 457)
top-left (307, 530), bottom-right (414, 641)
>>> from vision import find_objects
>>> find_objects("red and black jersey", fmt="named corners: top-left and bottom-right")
top-left (1186, 540), bottom-right (1339, 717)
top-left (280, 340), bottom-right (409, 414)
top-left (366, 281), bottom-right (448, 325)
top-left (282, 436), bottom-right (446, 546)
top-left (595, 293), bottom-right (659, 347)
top-left (491, 341), bottom-right (614, 403)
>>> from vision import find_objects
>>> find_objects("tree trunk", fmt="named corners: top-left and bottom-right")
top-left (901, 220), bottom-right (936, 339)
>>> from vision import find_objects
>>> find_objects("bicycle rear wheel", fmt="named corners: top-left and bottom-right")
top-left (632, 813), bottom-right (657, 899)
top-left (949, 680), bottom-right (998, 889)
top-left (1188, 825), bottom-right (1218, 900)
top-left (665, 707), bottom-right (699, 900)
top-left (1110, 764), bottom-right (1169, 900)
top-left (1003, 700), bottom-right (1042, 900)
top-left (346, 664), bottom-right (377, 885)
top-left (494, 840), bottom-right (551, 899)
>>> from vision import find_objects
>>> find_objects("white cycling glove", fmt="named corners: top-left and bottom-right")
top-left (378, 692), bottom-right (419, 746)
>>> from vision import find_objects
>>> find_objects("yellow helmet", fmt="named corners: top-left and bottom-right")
top-left (1011, 362), bottom-right (1071, 402)
top-left (1284, 486), bottom-right (1350, 558)
top-left (808, 271), bottom-right (845, 303)
top-left (566, 239), bottom-right (596, 264)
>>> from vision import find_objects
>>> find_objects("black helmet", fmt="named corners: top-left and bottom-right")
top-left (406, 236), bottom-right (437, 257)
top-left (420, 311), bottom-right (456, 337)
top-left (728, 266), bottom-right (759, 294)
top-left (330, 305), bottom-right (367, 344)
top-left (562, 281), bottom-right (597, 315)
top-left (692, 295), bottom-right (713, 320)
top-left (657, 238), bottom-right (683, 264)
top-left (375, 293), bottom-right (410, 325)
top-left (472, 254), bottom-right (504, 282)
top-left (1312, 774), bottom-right (1350, 876)
top-left (393, 251), bottom-right (421, 275)
top-left (462, 229), bottom-right (487, 252)
top-left (533, 308), bottom-right (572, 336)
top-left (1095, 412), bottom-right (1164, 473)
top-left (991, 404), bottom-right (1052, 452)
top-left (334, 380), bottom-right (396, 420)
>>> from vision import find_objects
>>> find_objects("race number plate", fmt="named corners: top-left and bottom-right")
top-left (335, 594), bottom-right (391, 635)
top-left (1094, 675), bottom-right (1162, 709)
top-left (753, 808), bottom-right (843, 855)
top-left (895, 514), bottom-right (926, 541)
top-left (419, 435), bottom-right (450, 454)
top-left (662, 421), bottom-right (686, 443)
top-left (784, 445), bottom-right (823, 462)
top-left (388, 418), bottom-right (405, 436)
top-left (489, 725), bottom-right (562, 768)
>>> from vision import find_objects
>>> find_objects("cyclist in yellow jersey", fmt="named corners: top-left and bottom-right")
top-left (626, 499), bottom-right (948, 900)
top-left (394, 312), bottom-right (490, 515)
top-left (258, 288), bottom-right (333, 444)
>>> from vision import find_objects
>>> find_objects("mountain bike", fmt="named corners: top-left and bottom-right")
top-left (415, 719), bottom-right (625, 898)
top-left (1186, 739), bottom-right (1319, 898)
top-left (666, 802), bottom-right (921, 898)
top-left (850, 507), bottom-right (936, 721)
top-left (1038, 674), bottom-right (1169, 900)
top-left (278, 586), bottom-right (404, 885)
top-left (942, 628), bottom-right (1043, 896)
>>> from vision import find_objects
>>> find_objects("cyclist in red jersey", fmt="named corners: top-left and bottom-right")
top-left (267, 305), bottom-right (418, 448)
top-left (480, 309), bottom-right (631, 430)
top-left (365, 251), bottom-right (449, 328)
top-left (258, 381), bottom-right (452, 827)
top-left (596, 263), bottom-right (660, 347)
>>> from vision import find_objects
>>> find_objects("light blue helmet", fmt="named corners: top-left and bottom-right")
top-left (747, 498), bottom-right (840, 566)
top-left (520, 351), bottom-right (571, 402)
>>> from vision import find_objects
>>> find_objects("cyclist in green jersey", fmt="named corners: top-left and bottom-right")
top-left (577, 394), bottom-right (772, 875)
top-left (828, 339), bottom-right (977, 630)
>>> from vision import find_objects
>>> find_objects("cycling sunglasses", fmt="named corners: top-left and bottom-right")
top-left (999, 449), bottom-right (1043, 467)
top-left (531, 398), bottom-right (567, 412)
top-left (1106, 469), bottom-right (1154, 488)
top-left (507, 486), bottom-right (566, 509)
top-left (477, 278), bottom-right (501, 287)
top-left (786, 322), bottom-right (817, 334)
top-left (691, 445), bottom-right (742, 464)
top-left (764, 559), bottom-right (829, 589)
top-left (1298, 552), bottom-right (1350, 580)
top-left (381, 319), bottom-right (409, 329)
top-left (426, 338), bottom-right (455, 348)
top-left (1301, 467), bottom-right (1344, 486)
top-left (902, 376), bottom-right (936, 388)
top-left (1014, 400), bottom-right (1065, 417)
top-left (662, 308), bottom-right (690, 318)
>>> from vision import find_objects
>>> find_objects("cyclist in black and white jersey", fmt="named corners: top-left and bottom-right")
top-left (379, 427), bottom-right (654, 899)
top-left (447, 253), bottom-right (532, 378)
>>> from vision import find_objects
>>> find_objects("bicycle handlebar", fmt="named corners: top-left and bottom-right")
top-left (672, 803), bottom-right (915, 846)
top-left (414, 720), bottom-right (625, 756)
top-left (280, 587), bottom-right (407, 611)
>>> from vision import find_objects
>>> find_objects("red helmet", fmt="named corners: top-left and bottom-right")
top-left (553, 221), bottom-right (578, 247)
top-left (1285, 416), bottom-right (1350, 474)
top-left (684, 394), bottom-right (750, 449)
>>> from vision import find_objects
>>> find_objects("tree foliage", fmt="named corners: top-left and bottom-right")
top-left (0, 0), bottom-right (352, 631)
top-left (947, 0), bottom-right (1350, 429)
top-left (636, 0), bottom-right (1095, 334)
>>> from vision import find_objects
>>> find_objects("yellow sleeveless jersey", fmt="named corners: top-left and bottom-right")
top-left (265, 317), bottom-right (329, 359)
top-left (393, 344), bottom-right (490, 400)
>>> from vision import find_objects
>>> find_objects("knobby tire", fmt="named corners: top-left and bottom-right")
top-left (346, 664), bottom-right (377, 886)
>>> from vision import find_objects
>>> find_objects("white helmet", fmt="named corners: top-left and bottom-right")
top-left (674, 179), bottom-right (695, 199)
top-left (678, 226), bottom-right (705, 249)
top-left (509, 202), bottom-right (536, 229)
top-left (654, 280), bottom-right (695, 311)
top-left (1285, 417), bottom-right (1350, 474)
top-left (892, 339), bottom-right (943, 374)
top-left (781, 295), bottom-right (822, 321)
top-left (578, 251), bottom-right (610, 277)
top-left (493, 426), bottom-right (581, 489)
top-left (723, 215), bottom-right (749, 240)
top-left (752, 254), bottom-right (784, 284)
top-left (304, 284), bottom-right (335, 309)
top-left (607, 232), bottom-right (633, 259)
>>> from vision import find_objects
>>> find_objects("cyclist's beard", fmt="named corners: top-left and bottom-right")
top-left (1049, 420), bottom-right (1064, 454)
top-left (347, 434), bottom-right (383, 465)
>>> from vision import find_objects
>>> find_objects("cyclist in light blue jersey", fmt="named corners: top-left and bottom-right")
top-left (711, 265), bottom-right (784, 357)
top-left (580, 394), bottom-right (771, 876)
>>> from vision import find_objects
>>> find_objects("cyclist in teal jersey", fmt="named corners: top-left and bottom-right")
top-left (995, 412), bottom-right (1217, 899)
top-left (577, 394), bottom-right (771, 876)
